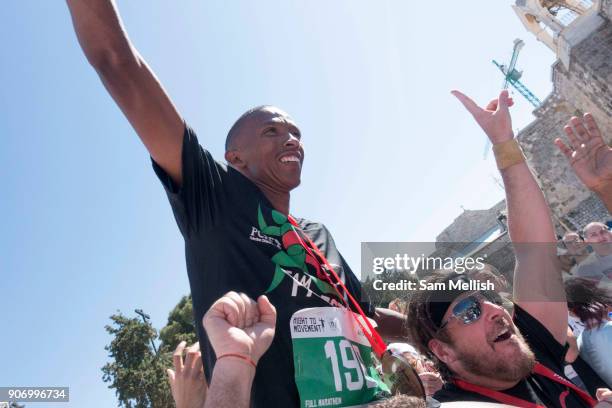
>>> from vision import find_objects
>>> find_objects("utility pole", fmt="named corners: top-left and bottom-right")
top-left (135, 309), bottom-right (159, 356)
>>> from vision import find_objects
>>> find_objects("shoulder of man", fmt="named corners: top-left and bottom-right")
top-left (433, 383), bottom-right (493, 404)
top-left (295, 217), bottom-right (326, 231)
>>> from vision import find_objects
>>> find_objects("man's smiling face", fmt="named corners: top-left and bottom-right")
top-left (430, 292), bottom-right (535, 383)
top-left (225, 106), bottom-right (304, 192)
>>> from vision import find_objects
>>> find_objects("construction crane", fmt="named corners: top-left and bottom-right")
top-left (493, 39), bottom-right (542, 108)
top-left (483, 39), bottom-right (542, 158)
top-left (540, 0), bottom-right (589, 16)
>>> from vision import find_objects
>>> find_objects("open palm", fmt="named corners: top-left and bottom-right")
top-left (555, 114), bottom-right (612, 191)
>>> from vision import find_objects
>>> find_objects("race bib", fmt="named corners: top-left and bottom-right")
top-left (290, 307), bottom-right (390, 407)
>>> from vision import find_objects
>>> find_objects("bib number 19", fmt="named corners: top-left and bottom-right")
top-left (323, 339), bottom-right (378, 392)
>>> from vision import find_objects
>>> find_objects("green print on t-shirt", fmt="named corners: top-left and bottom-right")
top-left (257, 204), bottom-right (337, 297)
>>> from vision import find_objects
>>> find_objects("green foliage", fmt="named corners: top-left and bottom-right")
top-left (102, 313), bottom-right (173, 408)
top-left (159, 295), bottom-right (198, 354)
top-left (102, 296), bottom-right (198, 408)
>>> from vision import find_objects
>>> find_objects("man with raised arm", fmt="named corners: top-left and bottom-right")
top-left (66, 2), bottom-right (402, 406)
top-left (405, 90), bottom-right (611, 407)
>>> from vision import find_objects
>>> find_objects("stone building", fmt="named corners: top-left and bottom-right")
top-left (429, 0), bottom-right (611, 277)
top-left (432, 201), bottom-right (515, 277)
top-left (513, 0), bottom-right (611, 230)
top-left (437, 0), bottom-right (610, 237)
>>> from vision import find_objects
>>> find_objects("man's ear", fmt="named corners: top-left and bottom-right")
top-left (225, 149), bottom-right (246, 168)
top-left (428, 338), bottom-right (457, 366)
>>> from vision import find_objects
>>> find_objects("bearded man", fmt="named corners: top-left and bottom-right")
top-left (405, 90), bottom-right (612, 407)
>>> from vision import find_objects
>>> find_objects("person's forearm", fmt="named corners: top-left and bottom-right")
top-left (204, 359), bottom-right (255, 408)
top-left (503, 146), bottom-right (568, 344)
top-left (501, 160), bottom-right (555, 244)
top-left (66, 0), bottom-right (135, 67)
top-left (502, 151), bottom-right (562, 301)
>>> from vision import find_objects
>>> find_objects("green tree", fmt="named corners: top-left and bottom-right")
top-left (102, 313), bottom-right (173, 408)
top-left (102, 296), bottom-right (198, 407)
top-left (159, 295), bottom-right (198, 354)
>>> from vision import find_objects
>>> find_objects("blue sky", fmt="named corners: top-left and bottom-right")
top-left (1, 1), bottom-right (557, 406)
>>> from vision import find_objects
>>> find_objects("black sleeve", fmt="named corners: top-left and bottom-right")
top-left (340, 251), bottom-right (375, 317)
top-left (151, 125), bottom-right (225, 237)
top-left (513, 305), bottom-right (568, 369)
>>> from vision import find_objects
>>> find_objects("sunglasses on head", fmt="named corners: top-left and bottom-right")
top-left (437, 291), bottom-right (506, 332)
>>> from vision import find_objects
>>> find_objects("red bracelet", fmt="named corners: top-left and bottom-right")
top-left (216, 353), bottom-right (257, 369)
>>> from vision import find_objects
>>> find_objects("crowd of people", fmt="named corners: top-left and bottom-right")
top-left (66, 1), bottom-right (611, 406)
top-left (556, 202), bottom-right (612, 396)
top-left (159, 96), bottom-right (611, 408)
top-left (559, 223), bottom-right (612, 283)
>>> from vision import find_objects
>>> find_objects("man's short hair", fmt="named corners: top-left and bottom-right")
top-left (225, 105), bottom-right (274, 151)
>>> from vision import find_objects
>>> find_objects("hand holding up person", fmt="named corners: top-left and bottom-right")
top-left (203, 291), bottom-right (276, 365)
top-left (555, 114), bottom-right (612, 211)
top-left (167, 341), bottom-right (207, 408)
top-left (202, 292), bottom-right (277, 408)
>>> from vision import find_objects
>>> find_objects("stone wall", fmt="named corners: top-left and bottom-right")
top-left (556, 21), bottom-right (612, 125)
top-left (436, 200), bottom-right (506, 243)
top-left (434, 3), bottom-right (610, 242)
top-left (518, 95), bottom-right (590, 219)
top-left (602, 0), bottom-right (611, 20)
top-left (517, 16), bottom-right (611, 231)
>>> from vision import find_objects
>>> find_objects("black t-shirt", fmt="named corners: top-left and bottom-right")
top-left (433, 305), bottom-right (605, 407)
top-left (152, 126), bottom-right (370, 407)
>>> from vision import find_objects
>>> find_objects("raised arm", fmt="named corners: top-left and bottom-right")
top-left (453, 90), bottom-right (567, 344)
top-left (202, 292), bottom-right (276, 408)
top-left (66, 0), bottom-right (184, 184)
top-left (555, 114), bottom-right (612, 212)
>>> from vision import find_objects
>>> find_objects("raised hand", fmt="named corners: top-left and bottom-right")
top-left (452, 89), bottom-right (515, 144)
top-left (554, 114), bottom-right (612, 193)
top-left (203, 292), bottom-right (276, 365)
top-left (167, 341), bottom-right (207, 408)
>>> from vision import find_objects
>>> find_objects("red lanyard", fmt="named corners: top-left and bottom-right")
top-left (288, 216), bottom-right (387, 358)
top-left (453, 362), bottom-right (596, 408)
